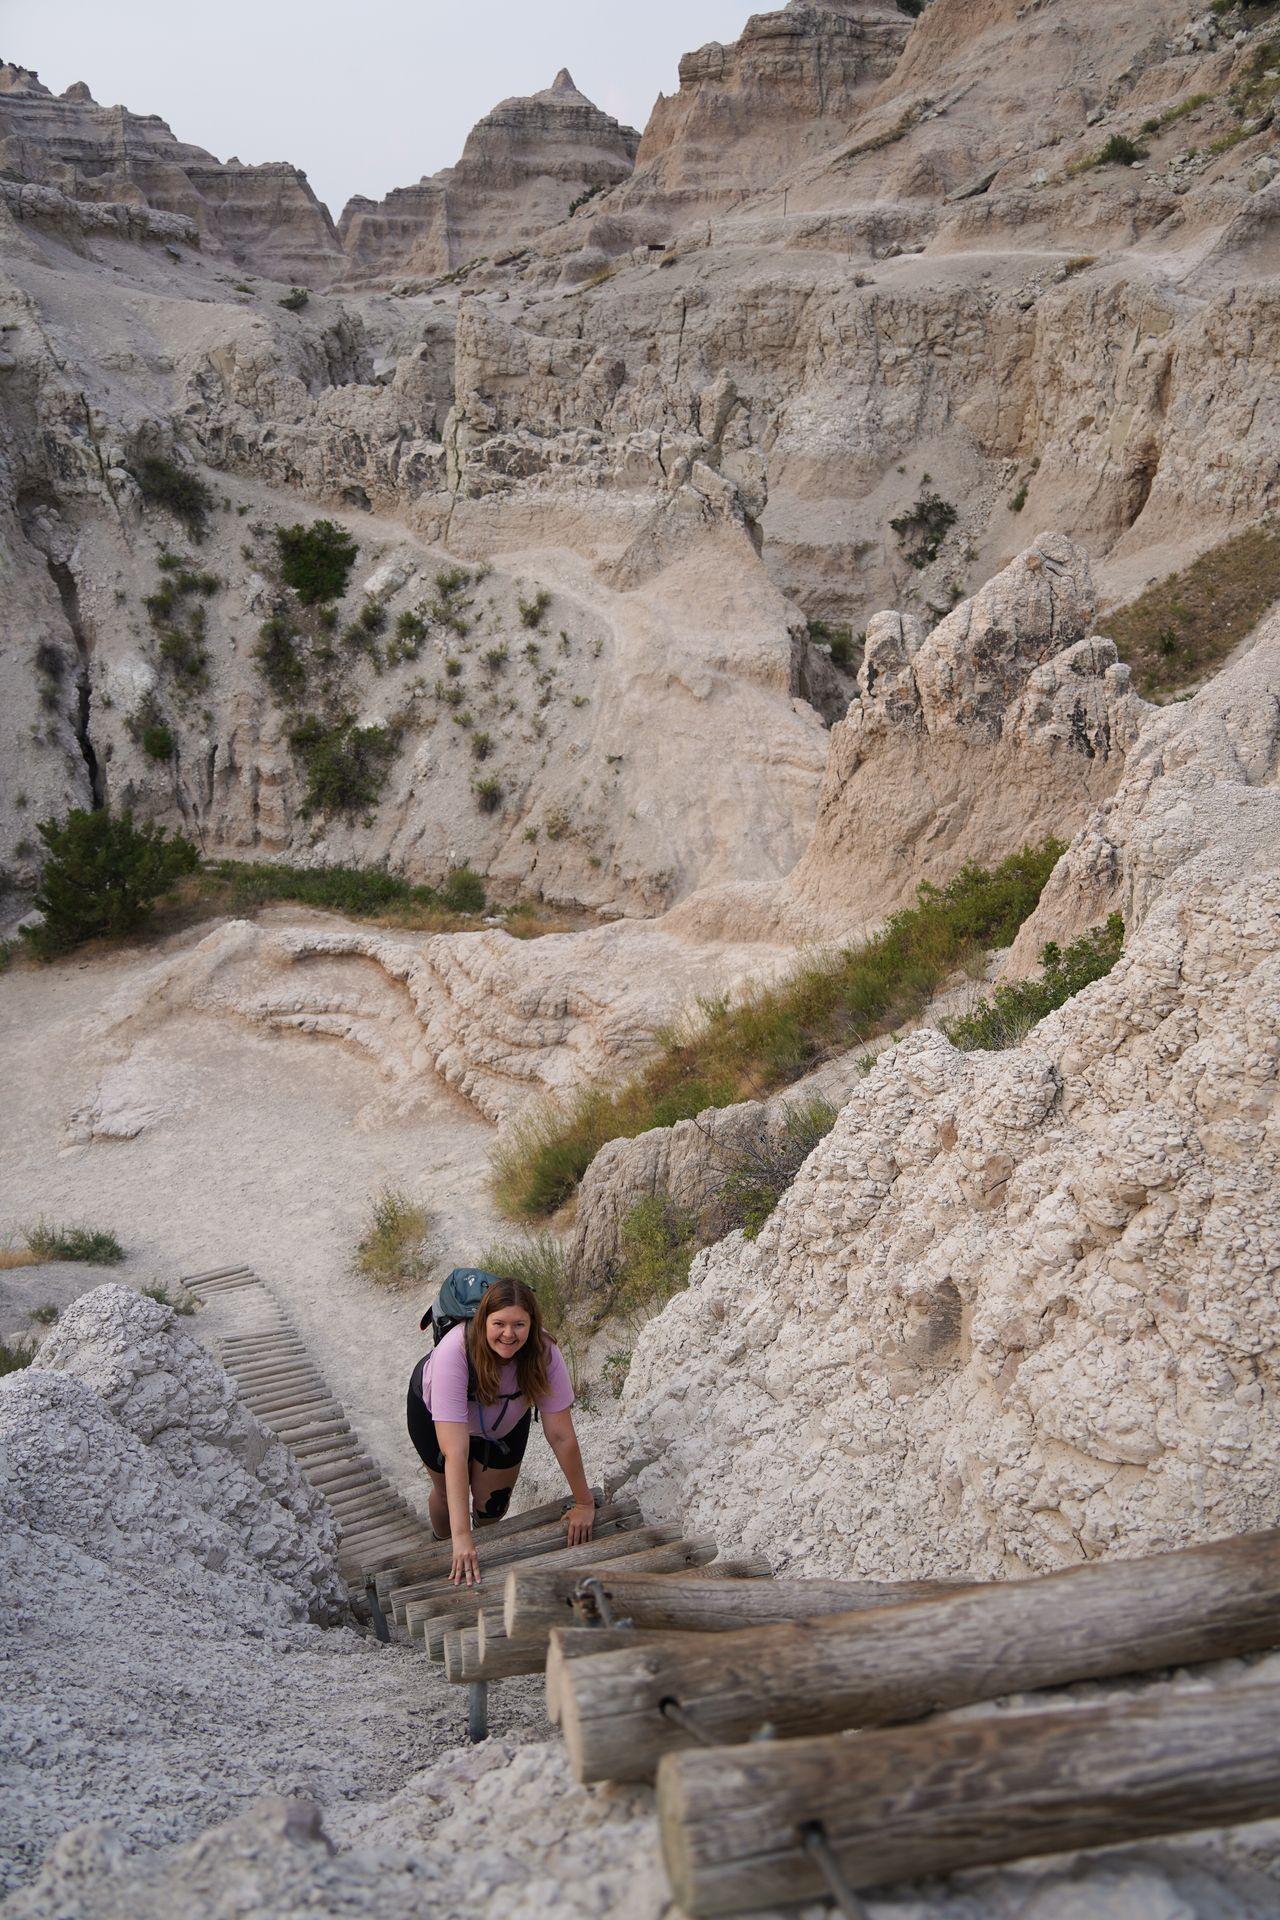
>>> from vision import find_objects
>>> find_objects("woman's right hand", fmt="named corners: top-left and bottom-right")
top-left (450, 1533), bottom-right (481, 1587)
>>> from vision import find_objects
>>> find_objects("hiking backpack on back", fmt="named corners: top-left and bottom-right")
top-left (419, 1267), bottom-right (500, 1342)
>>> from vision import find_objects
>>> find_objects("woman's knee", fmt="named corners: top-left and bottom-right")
top-left (473, 1482), bottom-right (513, 1525)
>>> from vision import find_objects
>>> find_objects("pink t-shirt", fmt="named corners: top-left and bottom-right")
top-left (423, 1322), bottom-right (575, 1439)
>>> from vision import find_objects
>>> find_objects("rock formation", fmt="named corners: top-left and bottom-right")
top-left (612, 0), bottom-right (911, 223)
top-left (0, 63), bottom-right (343, 281)
top-left (609, 607), bottom-right (1280, 1580)
top-left (338, 71), bottom-right (639, 282)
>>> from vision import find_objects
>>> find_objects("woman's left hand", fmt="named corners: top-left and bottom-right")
top-left (565, 1499), bottom-right (596, 1546)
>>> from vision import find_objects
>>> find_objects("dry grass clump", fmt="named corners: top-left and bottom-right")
top-left (1105, 525), bottom-right (1280, 699)
top-left (355, 1187), bottom-right (431, 1290)
top-left (492, 842), bottom-right (1063, 1220)
top-left (3, 1222), bottom-right (127, 1266)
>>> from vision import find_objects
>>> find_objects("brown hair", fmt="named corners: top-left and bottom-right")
top-left (466, 1276), bottom-right (552, 1407)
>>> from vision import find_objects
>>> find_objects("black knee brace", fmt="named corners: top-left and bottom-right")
top-left (474, 1485), bottom-right (512, 1526)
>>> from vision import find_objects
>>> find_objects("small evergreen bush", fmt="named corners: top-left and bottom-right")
top-left (253, 613), bottom-right (307, 703)
top-left (442, 866), bottom-right (485, 913)
top-left (289, 715), bottom-right (399, 817)
top-left (278, 287), bottom-right (310, 312)
top-left (275, 521), bottom-right (358, 604)
top-left (24, 809), bottom-right (198, 958)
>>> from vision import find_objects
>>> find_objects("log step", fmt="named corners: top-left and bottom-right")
top-left (658, 1683), bottom-right (1280, 1916)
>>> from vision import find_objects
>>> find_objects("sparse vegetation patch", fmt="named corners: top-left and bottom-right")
top-left (942, 916), bottom-right (1124, 1051)
top-left (1104, 524), bottom-right (1280, 699)
top-left (355, 1186), bottom-right (431, 1290)
top-left (493, 842), bottom-right (1064, 1219)
top-left (131, 456), bottom-right (214, 539)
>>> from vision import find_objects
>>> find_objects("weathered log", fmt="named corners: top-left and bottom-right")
top-left (506, 1568), bottom-right (967, 1644)
top-left (560, 1527), bottom-right (1280, 1783)
top-left (373, 1488), bottom-right (610, 1595)
top-left (384, 1503), bottom-right (649, 1607)
top-left (409, 1530), bottom-right (690, 1650)
top-left (402, 1533), bottom-right (717, 1631)
top-left (416, 1528), bottom-right (702, 1651)
top-left (658, 1682), bottom-right (1280, 1916)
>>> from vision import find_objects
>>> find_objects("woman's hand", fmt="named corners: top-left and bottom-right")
top-left (565, 1499), bottom-right (596, 1546)
top-left (450, 1533), bottom-right (481, 1586)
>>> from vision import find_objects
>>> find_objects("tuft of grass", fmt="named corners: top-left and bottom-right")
top-left (473, 775), bottom-right (503, 813)
top-left (29, 1302), bottom-right (59, 1325)
top-left (0, 1334), bottom-right (36, 1377)
top-left (478, 1234), bottom-right (570, 1332)
top-left (1104, 524), bottom-right (1280, 699)
top-left (492, 842), bottom-right (1063, 1219)
top-left (355, 1186), bottom-right (431, 1289)
top-left (276, 521), bottom-right (358, 604)
top-left (141, 1282), bottom-right (198, 1316)
top-left (25, 1222), bottom-right (125, 1264)
top-left (942, 916), bottom-right (1124, 1051)
top-left (519, 589), bottom-right (552, 630)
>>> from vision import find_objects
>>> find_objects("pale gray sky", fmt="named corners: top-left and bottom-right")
top-left (4, 0), bottom-right (758, 218)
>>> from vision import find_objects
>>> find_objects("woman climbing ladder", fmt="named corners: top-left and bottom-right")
top-left (407, 1273), bottom-right (595, 1586)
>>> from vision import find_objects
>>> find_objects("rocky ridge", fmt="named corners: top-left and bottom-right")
top-left (0, 63), bottom-right (342, 282)
top-left (339, 70), bottom-right (640, 285)
top-left (606, 603), bottom-right (1280, 1582)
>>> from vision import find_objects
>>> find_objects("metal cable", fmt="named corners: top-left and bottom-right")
top-left (800, 1824), bottom-right (870, 1920)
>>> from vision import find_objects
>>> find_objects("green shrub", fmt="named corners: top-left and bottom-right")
top-left (890, 491), bottom-right (958, 569)
top-left (141, 722), bottom-right (176, 762)
top-left (492, 842), bottom-right (1063, 1217)
top-left (1010, 484), bottom-right (1028, 513)
top-left (714, 1099), bottom-right (839, 1240)
top-left (471, 730), bottom-right (493, 761)
top-left (28, 1302), bottom-right (59, 1325)
top-left (473, 775), bottom-right (503, 813)
top-left (253, 613), bottom-right (308, 703)
top-left (23, 809), bottom-right (198, 958)
top-left (132, 456), bottom-right (214, 538)
top-left (942, 915), bottom-right (1124, 1051)
top-left (484, 644), bottom-right (509, 672)
top-left (519, 589), bottom-right (552, 630)
top-left (544, 806), bottom-right (571, 842)
top-left (355, 1185), bottom-right (431, 1289)
top-left (289, 715), bottom-right (399, 818)
top-left (806, 618), bottom-right (857, 668)
top-left (0, 1335), bottom-right (35, 1377)
top-left (442, 866), bottom-right (485, 913)
top-left (278, 287), bottom-right (310, 312)
top-left (276, 521), bottom-right (358, 604)
top-left (25, 1220), bottom-right (125, 1264)
top-left (141, 1282), bottom-right (197, 1315)
top-left (616, 1196), bottom-right (698, 1318)
top-left (478, 1234), bottom-right (570, 1331)
top-left (1095, 133), bottom-right (1148, 167)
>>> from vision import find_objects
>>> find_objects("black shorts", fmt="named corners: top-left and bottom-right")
top-left (406, 1356), bottom-right (532, 1474)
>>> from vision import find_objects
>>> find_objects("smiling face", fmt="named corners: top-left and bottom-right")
top-left (485, 1306), bottom-right (531, 1362)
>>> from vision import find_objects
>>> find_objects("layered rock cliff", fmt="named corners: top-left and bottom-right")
top-left (0, 63), bottom-right (343, 282)
top-left (338, 70), bottom-right (639, 283)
